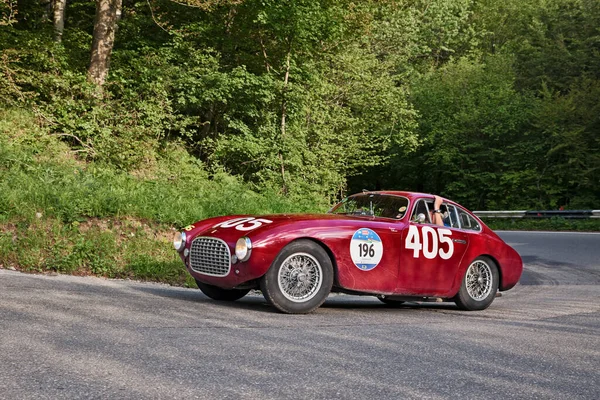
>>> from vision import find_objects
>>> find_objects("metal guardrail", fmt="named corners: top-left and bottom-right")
top-left (474, 211), bottom-right (527, 218)
top-left (474, 210), bottom-right (600, 219)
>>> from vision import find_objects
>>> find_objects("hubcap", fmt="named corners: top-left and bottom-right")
top-left (465, 260), bottom-right (493, 301)
top-left (278, 253), bottom-right (323, 303)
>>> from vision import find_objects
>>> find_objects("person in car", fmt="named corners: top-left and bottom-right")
top-left (431, 195), bottom-right (446, 227)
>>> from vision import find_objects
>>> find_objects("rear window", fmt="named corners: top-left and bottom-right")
top-left (457, 207), bottom-right (481, 231)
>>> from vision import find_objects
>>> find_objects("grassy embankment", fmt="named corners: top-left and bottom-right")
top-left (0, 109), bottom-right (323, 286)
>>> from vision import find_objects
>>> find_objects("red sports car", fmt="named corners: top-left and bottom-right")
top-left (173, 191), bottom-right (522, 314)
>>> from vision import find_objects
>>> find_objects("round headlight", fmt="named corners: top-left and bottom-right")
top-left (173, 231), bottom-right (187, 252)
top-left (235, 237), bottom-right (252, 262)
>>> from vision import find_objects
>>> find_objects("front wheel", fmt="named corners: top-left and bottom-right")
top-left (260, 240), bottom-right (333, 314)
top-left (453, 256), bottom-right (499, 311)
top-left (195, 280), bottom-right (250, 301)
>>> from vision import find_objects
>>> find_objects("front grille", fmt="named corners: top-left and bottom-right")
top-left (189, 237), bottom-right (231, 277)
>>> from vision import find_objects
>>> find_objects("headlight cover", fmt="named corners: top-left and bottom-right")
top-left (235, 237), bottom-right (252, 262)
top-left (173, 231), bottom-right (187, 252)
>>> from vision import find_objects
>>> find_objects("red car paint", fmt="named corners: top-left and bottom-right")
top-left (178, 191), bottom-right (522, 299)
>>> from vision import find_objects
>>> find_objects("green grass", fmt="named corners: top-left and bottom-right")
top-left (0, 108), bottom-right (325, 225)
top-left (0, 108), bottom-right (324, 285)
top-left (0, 215), bottom-right (197, 286)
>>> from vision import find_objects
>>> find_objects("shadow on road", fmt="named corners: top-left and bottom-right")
top-left (131, 282), bottom-right (464, 314)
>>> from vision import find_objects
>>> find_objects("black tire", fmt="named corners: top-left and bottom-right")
top-left (377, 297), bottom-right (405, 306)
top-left (453, 256), bottom-right (499, 311)
top-left (195, 279), bottom-right (250, 302)
top-left (260, 240), bottom-right (333, 314)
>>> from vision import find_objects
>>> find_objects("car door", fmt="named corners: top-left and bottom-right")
top-left (396, 198), bottom-right (469, 295)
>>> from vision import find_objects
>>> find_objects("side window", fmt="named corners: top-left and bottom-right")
top-left (443, 204), bottom-right (460, 228)
top-left (457, 208), bottom-right (481, 231)
top-left (411, 199), bottom-right (432, 223)
top-left (412, 199), bottom-right (461, 228)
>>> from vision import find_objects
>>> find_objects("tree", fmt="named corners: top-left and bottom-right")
top-left (52, 0), bottom-right (66, 42)
top-left (88, 0), bottom-right (121, 86)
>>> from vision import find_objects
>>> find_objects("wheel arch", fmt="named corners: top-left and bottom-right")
top-left (286, 237), bottom-right (340, 285)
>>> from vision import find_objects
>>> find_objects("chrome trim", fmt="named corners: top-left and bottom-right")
top-left (236, 237), bottom-right (252, 262)
top-left (174, 231), bottom-right (187, 252)
top-left (189, 237), bottom-right (231, 277)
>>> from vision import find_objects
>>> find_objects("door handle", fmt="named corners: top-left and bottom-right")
top-left (452, 239), bottom-right (467, 244)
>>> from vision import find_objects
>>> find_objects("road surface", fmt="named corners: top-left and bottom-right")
top-left (1, 231), bottom-right (598, 399)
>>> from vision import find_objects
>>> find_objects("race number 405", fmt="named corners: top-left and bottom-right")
top-left (213, 217), bottom-right (273, 231)
top-left (405, 225), bottom-right (454, 260)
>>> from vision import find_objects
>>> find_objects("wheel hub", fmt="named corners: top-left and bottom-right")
top-left (290, 269), bottom-right (308, 285)
top-left (296, 272), bottom-right (307, 284)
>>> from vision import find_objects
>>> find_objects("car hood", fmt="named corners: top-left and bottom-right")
top-left (192, 213), bottom-right (398, 240)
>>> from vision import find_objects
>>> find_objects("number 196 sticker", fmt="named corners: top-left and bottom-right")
top-left (350, 228), bottom-right (383, 271)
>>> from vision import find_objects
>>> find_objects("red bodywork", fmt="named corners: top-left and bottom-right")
top-left (179, 192), bottom-right (522, 299)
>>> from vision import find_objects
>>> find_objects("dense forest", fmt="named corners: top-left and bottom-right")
top-left (2, 0), bottom-right (599, 210)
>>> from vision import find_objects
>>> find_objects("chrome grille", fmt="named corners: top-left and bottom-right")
top-left (189, 237), bottom-right (231, 277)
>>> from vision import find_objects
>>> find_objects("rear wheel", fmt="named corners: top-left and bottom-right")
top-left (453, 256), bottom-right (499, 311)
top-left (195, 280), bottom-right (250, 301)
top-left (260, 240), bottom-right (333, 314)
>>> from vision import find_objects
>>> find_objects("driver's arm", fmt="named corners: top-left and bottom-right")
top-left (432, 196), bottom-right (444, 226)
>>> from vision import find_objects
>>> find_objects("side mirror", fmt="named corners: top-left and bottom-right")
top-left (413, 213), bottom-right (426, 223)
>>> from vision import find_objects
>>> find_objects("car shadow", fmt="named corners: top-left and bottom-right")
top-left (131, 285), bottom-right (277, 313)
top-left (131, 284), bottom-right (462, 314)
top-left (322, 296), bottom-right (461, 311)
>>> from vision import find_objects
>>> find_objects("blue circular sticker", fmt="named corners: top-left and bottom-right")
top-left (350, 228), bottom-right (383, 271)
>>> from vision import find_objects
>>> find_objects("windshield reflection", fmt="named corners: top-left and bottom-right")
top-left (329, 194), bottom-right (409, 220)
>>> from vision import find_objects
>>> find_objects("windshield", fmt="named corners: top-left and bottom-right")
top-left (328, 194), bottom-right (409, 220)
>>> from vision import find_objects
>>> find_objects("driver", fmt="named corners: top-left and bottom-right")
top-left (431, 195), bottom-right (447, 227)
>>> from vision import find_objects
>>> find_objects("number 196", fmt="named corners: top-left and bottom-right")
top-left (359, 243), bottom-right (375, 258)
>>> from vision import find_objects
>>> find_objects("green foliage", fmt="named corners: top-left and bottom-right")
top-left (0, 109), bottom-right (323, 225)
top-left (1, 0), bottom-right (599, 209)
top-left (484, 217), bottom-right (600, 232)
top-left (0, 0), bottom-right (17, 26)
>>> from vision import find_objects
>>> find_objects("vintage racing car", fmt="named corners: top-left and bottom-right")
top-left (173, 191), bottom-right (523, 314)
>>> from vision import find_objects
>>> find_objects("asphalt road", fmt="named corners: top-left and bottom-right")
top-left (1, 231), bottom-right (599, 399)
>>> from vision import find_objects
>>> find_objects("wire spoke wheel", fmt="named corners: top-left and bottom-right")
top-left (260, 240), bottom-right (333, 314)
top-left (277, 253), bottom-right (323, 302)
top-left (465, 260), bottom-right (493, 301)
top-left (454, 256), bottom-right (499, 311)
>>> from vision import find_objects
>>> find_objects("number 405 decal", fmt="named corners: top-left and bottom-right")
top-left (405, 225), bottom-right (454, 260)
top-left (213, 217), bottom-right (273, 231)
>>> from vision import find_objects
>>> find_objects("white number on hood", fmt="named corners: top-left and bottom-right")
top-left (213, 217), bottom-right (273, 231)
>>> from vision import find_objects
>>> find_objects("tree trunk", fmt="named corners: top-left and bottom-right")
top-left (53, 0), bottom-right (66, 42)
top-left (88, 0), bottom-right (121, 86)
top-left (278, 45), bottom-right (292, 195)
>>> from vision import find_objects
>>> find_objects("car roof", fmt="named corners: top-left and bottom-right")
top-left (350, 191), bottom-right (434, 199)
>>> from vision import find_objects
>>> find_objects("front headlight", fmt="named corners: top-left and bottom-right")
top-left (235, 237), bottom-right (252, 262)
top-left (173, 231), bottom-right (187, 252)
